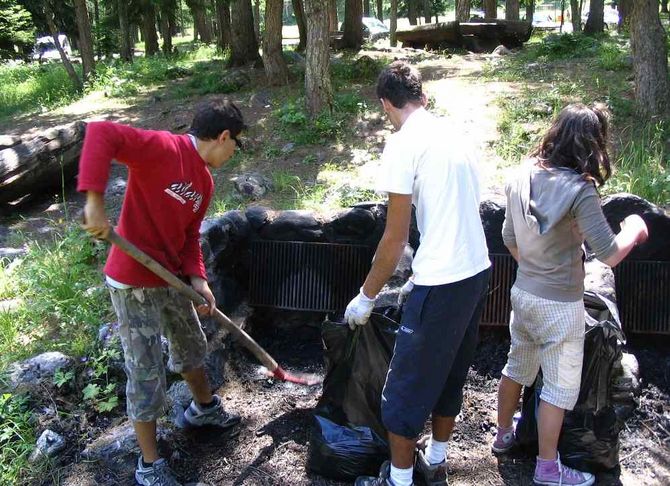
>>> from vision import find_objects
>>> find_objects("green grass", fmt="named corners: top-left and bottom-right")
top-left (0, 392), bottom-right (36, 485)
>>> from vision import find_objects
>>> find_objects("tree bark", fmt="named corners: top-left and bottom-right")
top-left (570, 0), bottom-right (581, 32)
top-left (118, 0), bottom-right (133, 61)
top-left (159, 0), bottom-right (177, 55)
top-left (422, 0), bottom-right (431, 23)
top-left (328, 0), bottom-right (338, 31)
top-left (141, 0), bottom-right (160, 55)
top-left (44, 3), bottom-right (83, 92)
top-left (584, 0), bottom-right (604, 34)
top-left (229, 0), bottom-right (261, 66)
top-left (662, 0), bottom-right (669, 13)
top-left (253, 0), bottom-right (261, 44)
top-left (292, 0), bottom-right (307, 51)
top-left (262, 0), bottom-right (289, 86)
top-left (505, 0), bottom-right (520, 20)
top-left (73, 0), bottom-right (95, 81)
top-left (484, 0), bottom-right (497, 19)
top-left (343, 0), bottom-right (363, 49)
top-left (618, 0), bottom-right (632, 32)
top-left (631, 0), bottom-right (670, 119)
top-left (304, 0), bottom-right (333, 118)
top-left (186, 0), bottom-right (213, 43)
top-left (215, 0), bottom-right (232, 49)
top-left (377, 0), bottom-right (383, 20)
top-left (408, 0), bottom-right (418, 25)
top-left (364, 0), bottom-right (371, 16)
top-left (526, 0), bottom-right (535, 22)
top-left (456, 0), bottom-right (471, 22)
top-left (390, 0), bottom-right (398, 46)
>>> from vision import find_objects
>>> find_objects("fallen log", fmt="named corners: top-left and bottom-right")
top-left (0, 121), bottom-right (87, 206)
top-left (396, 20), bottom-right (533, 51)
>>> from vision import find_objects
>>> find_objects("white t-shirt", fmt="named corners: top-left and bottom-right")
top-left (376, 108), bottom-right (490, 286)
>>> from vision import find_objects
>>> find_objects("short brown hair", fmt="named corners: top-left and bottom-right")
top-left (376, 61), bottom-right (423, 109)
top-left (189, 98), bottom-right (246, 140)
top-left (531, 103), bottom-right (611, 186)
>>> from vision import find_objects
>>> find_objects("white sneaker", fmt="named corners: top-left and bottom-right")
top-left (135, 457), bottom-right (181, 486)
top-left (176, 395), bottom-right (241, 429)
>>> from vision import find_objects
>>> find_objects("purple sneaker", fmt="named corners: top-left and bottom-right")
top-left (491, 425), bottom-right (515, 454)
top-left (533, 454), bottom-right (595, 486)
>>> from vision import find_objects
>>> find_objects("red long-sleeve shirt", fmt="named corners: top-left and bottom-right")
top-left (77, 121), bottom-right (213, 287)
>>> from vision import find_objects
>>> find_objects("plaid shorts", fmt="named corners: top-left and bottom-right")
top-left (109, 286), bottom-right (207, 422)
top-left (502, 286), bottom-right (585, 411)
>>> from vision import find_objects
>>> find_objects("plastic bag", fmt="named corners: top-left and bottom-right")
top-left (516, 292), bottom-right (624, 472)
top-left (307, 307), bottom-right (400, 481)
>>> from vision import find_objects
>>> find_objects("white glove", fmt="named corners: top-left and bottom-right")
top-left (344, 288), bottom-right (376, 330)
top-left (397, 279), bottom-right (415, 307)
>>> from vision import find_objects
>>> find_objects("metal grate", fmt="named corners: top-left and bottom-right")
top-left (481, 253), bottom-right (517, 326)
top-left (614, 260), bottom-right (670, 335)
top-left (248, 240), bottom-right (374, 312)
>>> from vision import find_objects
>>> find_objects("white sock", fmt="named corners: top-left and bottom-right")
top-left (389, 464), bottom-right (414, 486)
top-left (425, 436), bottom-right (448, 465)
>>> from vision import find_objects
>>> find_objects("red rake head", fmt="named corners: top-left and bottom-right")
top-left (267, 366), bottom-right (322, 386)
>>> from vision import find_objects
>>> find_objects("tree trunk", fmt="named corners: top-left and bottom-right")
top-left (118, 0), bottom-right (133, 61)
top-left (631, 0), bottom-right (670, 118)
top-left (141, 0), bottom-right (160, 55)
top-left (328, 0), bottom-right (338, 31)
top-left (292, 0), bottom-right (307, 51)
top-left (456, 0), bottom-right (471, 22)
top-left (159, 0), bottom-right (177, 55)
top-left (505, 0), bottom-right (520, 20)
top-left (377, 0), bottom-right (383, 20)
top-left (570, 0), bottom-right (581, 32)
top-left (408, 0), bottom-right (418, 25)
top-left (343, 0), bottom-right (364, 49)
top-left (73, 0), bottom-right (95, 81)
top-left (304, 0), bottom-right (333, 118)
top-left (618, 0), bottom-right (632, 32)
top-left (253, 0), bottom-right (261, 44)
top-left (187, 0), bottom-right (213, 43)
top-left (423, 0), bottom-right (431, 23)
top-left (662, 0), bottom-right (669, 13)
top-left (364, 0), bottom-right (370, 16)
top-left (526, 0), bottom-right (535, 21)
top-left (229, 0), bottom-right (261, 66)
top-left (215, 0), bottom-right (232, 49)
top-left (584, 0), bottom-right (604, 34)
top-left (262, 0), bottom-right (289, 86)
top-left (484, 0), bottom-right (497, 19)
top-left (44, 3), bottom-right (83, 92)
top-left (390, 0), bottom-right (398, 46)
top-left (93, 0), bottom-right (101, 58)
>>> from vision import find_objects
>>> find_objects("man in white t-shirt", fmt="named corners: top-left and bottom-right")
top-left (345, 61), bottom-right (491, 486)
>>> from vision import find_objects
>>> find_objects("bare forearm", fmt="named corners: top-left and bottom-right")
top-left (362, 236), bottom-right (407, 298)
top-left (602, 232), bottom-right (637, 268)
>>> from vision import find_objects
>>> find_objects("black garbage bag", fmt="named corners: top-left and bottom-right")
top-left (307, 307), bottom-right (400, 481)
top-left (516, 292), bottom-right (625, 472)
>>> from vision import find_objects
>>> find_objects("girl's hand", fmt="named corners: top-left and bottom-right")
top-left (621, 214), bottom-right (649, 245)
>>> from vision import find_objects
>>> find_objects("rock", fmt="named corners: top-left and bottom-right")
top-left (230, 172), bottom-right (272, 199)
top-left (0, 247), bottom-right (25, 260)
top-left (167, 380), bottom-right (192, 412)
top-left (203, 346), bottom-right (228, 391)
top-left (165, 66), bottom-right (192, 79)
top-left (0, 135), bottom-right (21, 150)
top-left (219, 71), bottom-right (251, 93)
top-left (82, 421), bottom-right (172, 464)
top-left (98, 322), bottom-right (120, 345)
top-left (492, 45), bottom-right (512, 56)
top-left (280, 143), bottom-right (295, 154)
top-left (611, 352), bottom-right (641, 420)
top-left (8, 352), bottom-right (74, 393)
top-left (584, 258), bottom-right (616, 304)
top-left (29, 429), bottom-right (66, 463)
top-left (352, 55), bottom-right (381, 79)
top-left (259, 210), bottom-right (324, 242)
top-left (601, 193), bottom-right (670, 261)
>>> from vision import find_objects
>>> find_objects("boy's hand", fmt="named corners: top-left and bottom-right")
top-left (83, 191), bottom-right (111, 240)
top-left (190, 276), bottom-right (216, 316)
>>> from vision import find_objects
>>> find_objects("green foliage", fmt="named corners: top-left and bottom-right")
top-left (535, 33), bottom-right (600, 60)
top-left (0, 226), bottom-right (110, 370)
top-left (331, 56), bottom-right (386, 84)
top-left (607, 122), bottom-right (670, 205)
top-left (597, 42), bottom-right (629, 71)
top-left (0, 0), bottom-right (35, 59)
top-left (0, 393), bottom-right (34, 484)
top-left (53, 369), bottom-right (75, 389)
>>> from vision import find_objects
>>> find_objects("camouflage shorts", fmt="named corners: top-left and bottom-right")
top-left (108, 286), bottom-right (207, 422)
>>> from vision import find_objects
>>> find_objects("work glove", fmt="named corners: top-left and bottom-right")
top-left (397, 279), bottom-right (415, 307)
top-left (344, 288), bottom-right (376, 330)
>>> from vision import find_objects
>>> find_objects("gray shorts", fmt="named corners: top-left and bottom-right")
top-left (109, 286), bottom-right (207, 422)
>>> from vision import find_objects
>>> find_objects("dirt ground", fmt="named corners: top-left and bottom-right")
top-left (2, 49), bottom-right (669, 485)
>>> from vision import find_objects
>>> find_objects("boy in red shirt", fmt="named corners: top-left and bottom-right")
top-left (79, 99), bottom-right (245, 486)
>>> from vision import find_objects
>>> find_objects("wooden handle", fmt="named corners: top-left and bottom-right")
top-left (105, 229), bottom-right (279, 372)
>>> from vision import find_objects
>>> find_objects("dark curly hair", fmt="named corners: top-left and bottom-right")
top-left (531, 103), bottom-right (612, 186)
top-left (189, 98), bottom-right (246, 141)
top-left (376, 61), bottom-right (423, 109)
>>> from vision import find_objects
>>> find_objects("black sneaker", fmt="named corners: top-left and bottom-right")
top-left (176, 395), bottom-right (241, 430)
top-left (415, 449), bottom-right (448, 485)
top-left (355, 461), bottom-right (415, 486)
top-left (135, 457), bottom-right (181, 486)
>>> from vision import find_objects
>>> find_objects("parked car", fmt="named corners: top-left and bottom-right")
top-left (339, 17), bottom-right (390, 42)
top-left (32, 35), bottom-right (71, 62)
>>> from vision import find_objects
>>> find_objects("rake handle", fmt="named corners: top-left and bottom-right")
top-left (105, 229), bottom-right (279, 372)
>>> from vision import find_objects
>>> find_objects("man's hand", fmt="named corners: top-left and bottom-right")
top-left (344, 288), bottom-right (376, 330)
top-left (397, 278), bottom-right (415, 306)
top-left (190, 276), bottom-right (216, 316)
top-left (82, 191), bottom-right (111, 240)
